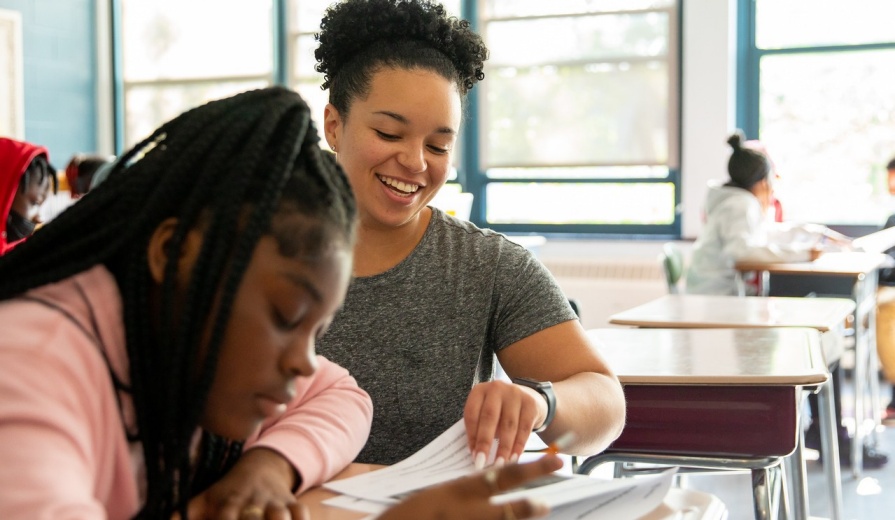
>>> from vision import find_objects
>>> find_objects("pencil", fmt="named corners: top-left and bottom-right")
top-left (545, 431), bottom-right (576, 455)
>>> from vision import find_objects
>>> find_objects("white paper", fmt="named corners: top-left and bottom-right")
top-left (324, 419), bottom-right (677, 518)
top-left (325, 420), bottom-right (477, 503)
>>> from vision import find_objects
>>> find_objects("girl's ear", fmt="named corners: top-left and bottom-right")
top-left (146, 218), bottom-right (203, 285)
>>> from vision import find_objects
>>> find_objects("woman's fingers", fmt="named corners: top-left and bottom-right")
top-left (465, 383), bottom-right (505, 467)
top-left (465, 381), bottom-right (545, 467)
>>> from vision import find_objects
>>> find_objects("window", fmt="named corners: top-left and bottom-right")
top-left (117, 1), bottom-right (680, 235)
top-left (287, 0), bottom-right (332, 142)
top-left (119, 0), bottom-right (274, 148)
top-left (470, 0), bottom-right (681, 234)
top-left (742, 0), bottom-right (895, 226)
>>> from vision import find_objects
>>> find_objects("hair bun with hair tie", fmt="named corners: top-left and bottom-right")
top-left (727, 131), bottom-right (745, 151)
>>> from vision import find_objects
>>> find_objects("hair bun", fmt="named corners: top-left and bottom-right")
top-left (727, 131), bottom-right (745, 151)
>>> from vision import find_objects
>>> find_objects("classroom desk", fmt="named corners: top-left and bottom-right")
top-left (734, 252), bottom-right (887, 475)
top-left (580, 327), bottom-right (839, 520)
top-left (607, 295), bottom-right (855, 518)
top-left (296, 463), bottom-right (727, 520)
top-left (608, 294), bottom-right (854, 334)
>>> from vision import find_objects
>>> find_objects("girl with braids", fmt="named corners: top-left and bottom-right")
top-left (315, 0), bottom-right (626, 468)
top-left (686, 130), bottom-right (850, 296)
top-left (0, 86), bottom-right (563, 520)
top-left (0, 87), bottom-right (371, 519)
top-left (0, 137), bottom-right (56, 253)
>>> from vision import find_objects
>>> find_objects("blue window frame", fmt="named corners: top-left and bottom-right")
top-left (738, 0), bottom-right (895, 228)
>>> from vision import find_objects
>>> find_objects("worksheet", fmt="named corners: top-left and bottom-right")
top-left (324, 419), bottom-right (676, 519)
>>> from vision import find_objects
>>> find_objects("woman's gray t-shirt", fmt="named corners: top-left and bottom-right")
top-left (316, 208), bottom-right (576, 464)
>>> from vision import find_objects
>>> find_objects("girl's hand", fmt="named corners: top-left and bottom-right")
top-left (464, 380), bottom-right (546, 468)
top-left (173, 448), bottom-right (301, 520)
top-left (378, 455), bottom-right (562, 520)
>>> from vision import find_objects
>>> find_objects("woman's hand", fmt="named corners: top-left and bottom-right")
top-left (173, 448), bottom-right (302, 520)
top-left (378, 455), bottom-right (562, 520)
top-left (464, 380), bottom-right (546, 468)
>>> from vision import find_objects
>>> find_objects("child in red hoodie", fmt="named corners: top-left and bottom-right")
top-left (0, 137), bottom-right (56, 254)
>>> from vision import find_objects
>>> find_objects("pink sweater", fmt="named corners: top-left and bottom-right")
top-left (0, 266), bottom-right (373, 519)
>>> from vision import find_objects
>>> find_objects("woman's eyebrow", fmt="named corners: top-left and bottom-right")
top-left (373, 110), bottom-right (456, 135)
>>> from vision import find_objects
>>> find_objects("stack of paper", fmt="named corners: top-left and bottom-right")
top-left (324, 420), bottom-right (676, 519)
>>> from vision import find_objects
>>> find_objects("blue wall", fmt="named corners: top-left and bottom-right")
top-left (0, 0), bottom-right (96, 168)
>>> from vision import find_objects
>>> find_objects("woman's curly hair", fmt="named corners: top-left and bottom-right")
top-left (315, 0), bottom-right (488, 114)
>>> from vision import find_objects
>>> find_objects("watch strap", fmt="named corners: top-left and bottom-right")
top-left (511, 377), bottom-right (556, 433)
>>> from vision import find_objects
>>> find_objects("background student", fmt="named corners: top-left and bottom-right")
top-left (0, 137), bottom-right (56, 254)
top-left (0, 87), bottom-right (566, 520)
top-left (686, 130), bottom-right (849, 296)
top-left (876, 156), bottom-right (895, 423)
top-left (314, 0), bottom-right (626, 467)
top-left (64, 153), bottom-right (115, 198)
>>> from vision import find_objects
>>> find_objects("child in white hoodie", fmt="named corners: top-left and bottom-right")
top-left (686, 131), bottom-right (847, 295)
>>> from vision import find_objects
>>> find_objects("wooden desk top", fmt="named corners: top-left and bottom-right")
top-left (734, 251), bottom-right (887, 276)
top-left (609, 294), bottom-right (855, 332)
top-left (297, 464), bottom-right (725, 519)
top-left (589, 327), bottom-right (829, 386)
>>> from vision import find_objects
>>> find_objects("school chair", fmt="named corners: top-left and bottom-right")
top-left (659, 242), bottom-right (684, 294)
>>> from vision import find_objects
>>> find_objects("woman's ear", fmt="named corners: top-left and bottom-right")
top-left (323, 103), bottom-right (342, 153)
top-left (146, 217), bottom-right (203, 285)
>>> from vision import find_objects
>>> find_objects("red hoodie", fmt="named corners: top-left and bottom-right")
top-left (0, 137), bottom-right (49, 255)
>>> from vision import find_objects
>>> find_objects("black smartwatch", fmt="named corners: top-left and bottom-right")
top-left (511, 377), bottom-right (556, 433)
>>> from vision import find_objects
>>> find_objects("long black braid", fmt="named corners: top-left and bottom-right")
top-left (0, 86), bottom-right (356, 518)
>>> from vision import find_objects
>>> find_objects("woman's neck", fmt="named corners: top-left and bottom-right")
top-left (352, 207), bottom-right (432, 277)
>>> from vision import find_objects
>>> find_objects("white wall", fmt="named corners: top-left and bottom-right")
top-left (680, 0), bottom-right (737, 240)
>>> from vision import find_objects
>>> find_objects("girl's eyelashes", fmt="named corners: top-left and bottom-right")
top-left (273, 307), bottom-right (304, 331)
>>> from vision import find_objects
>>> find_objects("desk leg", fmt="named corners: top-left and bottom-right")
top-left (751, 463), bottom-right (783, 520)
top-left (786, 413), bottom-right (809, 520)
top-left (865, 277), bottom-right (882, 446)
top-left (853, 294), bottom-right (866, 476)
top-left (819, 380), bottom-right (844, 520)
top-left (853, 275), bottom-right (883, 475)
top-left (735, 271), bottom-right (747, 297)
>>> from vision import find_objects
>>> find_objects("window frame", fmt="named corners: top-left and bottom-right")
top-left (113, 0), bottom-right (683, 237)
top-left (462, 0), bottom-right (683, 236)
top-left (737, 0), bottom-right (895, 231)
top-left (113, 0), bottom-right (280, 150)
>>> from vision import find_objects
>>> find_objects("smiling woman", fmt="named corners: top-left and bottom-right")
top-left (314, 0), bottom-right (626, 470)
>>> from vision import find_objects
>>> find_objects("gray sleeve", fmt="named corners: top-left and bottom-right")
top-left (490, 242), bottom-right (578, 351)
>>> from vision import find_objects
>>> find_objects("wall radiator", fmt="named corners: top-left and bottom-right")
top-left (541, 258), bottom-right (668, 329)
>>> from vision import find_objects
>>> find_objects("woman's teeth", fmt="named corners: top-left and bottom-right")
top-left (379, 175), bottom-right (419, 194)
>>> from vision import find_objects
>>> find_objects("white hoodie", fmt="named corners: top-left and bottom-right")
top-left (686, 181), bottom-right (825, 295)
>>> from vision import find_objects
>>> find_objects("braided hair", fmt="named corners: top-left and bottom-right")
top-left (726, 130), bottom-right (771, 190)
top-left (0, 86), bottom-right (356, 518)
top-left (315, 0), bottom-right (488, 115)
